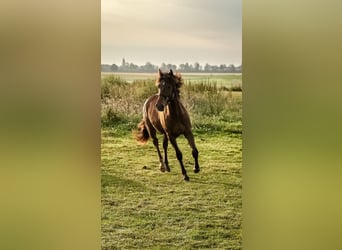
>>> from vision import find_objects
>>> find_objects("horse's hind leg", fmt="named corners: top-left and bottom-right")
top-left (169, 136), bottom-right (189, 181)
top-left (185, 132), bottom-right (200, 173)
top-left (163, 134), bottom-right (170, 172)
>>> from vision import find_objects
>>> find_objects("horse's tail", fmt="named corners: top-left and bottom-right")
top-left (135, 120), bottom-right (149, 144)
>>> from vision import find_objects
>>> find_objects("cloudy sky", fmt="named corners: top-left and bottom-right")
top-left (101, 0), bottom-right (241, 66)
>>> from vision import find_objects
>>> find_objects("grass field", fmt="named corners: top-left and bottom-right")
top-left (101, 73), bottom-right (242, 249)
top-left (101, 72), bottom-right (242, 89)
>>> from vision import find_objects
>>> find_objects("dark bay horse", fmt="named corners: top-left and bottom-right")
top-left (135, 69), bottom-right (200, 181)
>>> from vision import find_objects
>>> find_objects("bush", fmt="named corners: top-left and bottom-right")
top-left (101, 75), bottom-right (128, 99)
top-left (131, 79), bottom-right (156, 100)
top-left (101, 75), bottom-right (242, 134)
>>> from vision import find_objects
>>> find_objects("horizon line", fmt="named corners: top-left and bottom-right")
top-left (101, 61), bottom-right (242, 66)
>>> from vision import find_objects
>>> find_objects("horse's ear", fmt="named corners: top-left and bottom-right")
top-left (158, 68), bottom-right (163, 76)
top-left (169, 69), bottom-right (173, 76)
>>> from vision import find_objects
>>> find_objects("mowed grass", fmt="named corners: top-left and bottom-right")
top-left (101, 129), bottom-right (242, 249)
top-left (101, 72), bottom-right (242, 89)
top-left (182, 73), bottom-right (242, 89)
top-left (101, 72), bottom-right (157, 82)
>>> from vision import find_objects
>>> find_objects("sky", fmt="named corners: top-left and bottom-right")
top-left (101, 0), bottom-right (241, 66)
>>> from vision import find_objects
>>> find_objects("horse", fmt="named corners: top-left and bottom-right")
top-left (135, 69), bottom-right (200, 181)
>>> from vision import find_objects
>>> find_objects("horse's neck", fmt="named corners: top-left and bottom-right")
top-left (167, 99), bottom-right (183, 118)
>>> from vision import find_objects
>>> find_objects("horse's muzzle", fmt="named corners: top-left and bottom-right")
top-left (156, 96), bottom-right (168, 111)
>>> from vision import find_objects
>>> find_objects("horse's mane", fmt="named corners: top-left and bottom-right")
top-left (156, 70), bottom-right (183, 98)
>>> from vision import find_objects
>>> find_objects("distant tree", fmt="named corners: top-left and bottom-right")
top-left (110, 64), bottom-right (118, 72)
top-left (194, 62), bottom-right (200, 72)
top-left (184, 62), bottom-right (190, 72)
top-left (167, 64), bottom-right (177, 71)
top-left (204, 63), bottom-right (210, 72)
top-left (129, 62), bottom-right (139, 71)
top-left (236, 64), bottom-right (242, 72)
top-left (219, 64), bottom-right (226, 72)
top-left (101, 64), bottom-right (111, 72)
top-left (211, 65), bottom-right (219, 72)
top-left (101, 60), bottom-right (241, 73)
top-left (160, 62), bottom-right (167, 71)
top-left (142, 62), bottom-right (156, 72)
top-left (228, 64), bottom-right (236, 72)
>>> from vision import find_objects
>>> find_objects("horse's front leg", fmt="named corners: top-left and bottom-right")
top-left (151, 135), bottom-right (166, 172)
top-left (163, 134), bottom-right (170, 172)
top-left (185, 132), bottom-right (200, 173)
top-left (169, 136), bottom-right (190, 181)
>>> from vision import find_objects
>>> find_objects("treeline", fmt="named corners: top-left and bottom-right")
top-left (101, 58), bottom-right (242, 73)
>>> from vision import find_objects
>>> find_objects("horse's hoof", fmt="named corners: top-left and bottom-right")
top-left (159, 163), bottom-right (166, 172)
top-left (166, 166), bottom-right (171, 172)
top-left (194, 168), bottom-right (200, 173)
top-left (184, 175), bottom-right (190, 181)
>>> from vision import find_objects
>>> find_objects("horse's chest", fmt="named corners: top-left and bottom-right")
top-left (155, 102), bottom-right (190, 135)
top-left (159, 112), bottom-right (186, 134)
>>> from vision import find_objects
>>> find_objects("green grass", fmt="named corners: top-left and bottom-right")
top-left (101, 73), bottom-right (242, 249)
top-left (182, 73), bottom-right (242, 89)
top-left (102, 129), bottom-right (242, 249)
top-left (101, 72), bottom-right (157, 83)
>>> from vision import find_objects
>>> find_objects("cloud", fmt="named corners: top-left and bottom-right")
top-left (101, 0), bottom-right (241, 65)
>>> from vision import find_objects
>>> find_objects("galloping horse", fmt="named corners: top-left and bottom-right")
top-left (135, 69), bottom-right (200, 181)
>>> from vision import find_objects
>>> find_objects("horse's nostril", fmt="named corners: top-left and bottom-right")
top-left (156, 103), bottom-right (164, 111)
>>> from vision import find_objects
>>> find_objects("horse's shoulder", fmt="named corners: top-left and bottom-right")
top-left (145, 94), bottom-right (158, 104)
top-left (143, 95), bottom-right (158, 109)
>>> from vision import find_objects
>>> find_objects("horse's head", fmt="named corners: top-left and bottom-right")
top-left (155, 69), bottom-right (183, 112)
